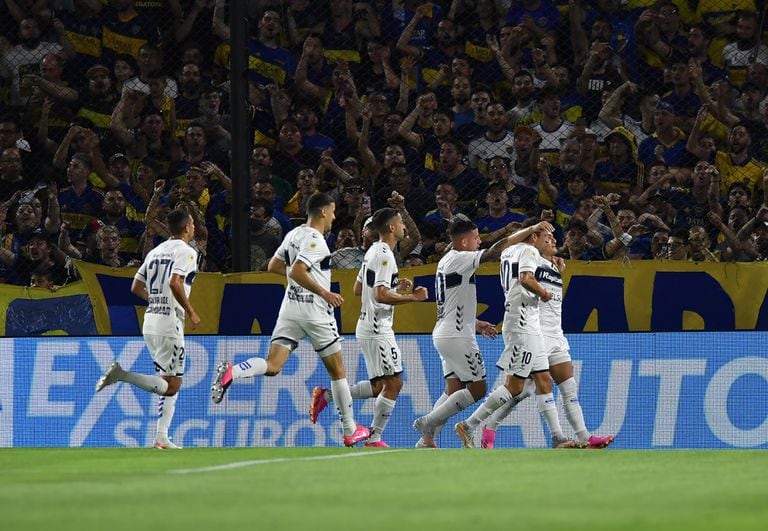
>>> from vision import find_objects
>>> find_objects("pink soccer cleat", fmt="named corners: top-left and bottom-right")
top-left (364, 440), bottom-right (389, 448)
top-left (211, 362), bottom-right (233, 404)
top-left (586, 434), bottom-right (615, 449)
top-left (343, 425), bottom-right (370, 447)
top-left (481, 427), bottom-right (496, 449)
top-left (309, 386), bottom-right (328, 424)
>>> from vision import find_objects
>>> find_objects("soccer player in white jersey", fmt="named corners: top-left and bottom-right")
top-left (210, 193), bottom-right (370, 447)
top-left (412, 216), bottom-right (555, 448)
top-left (319, 207), bottom-right (428, 447)
top-left (455, 219), bottom-right (573, 448)
top-left (480, 231), bottom-right (615, 449)
top-left (95, 209), bottom-right (201, 449)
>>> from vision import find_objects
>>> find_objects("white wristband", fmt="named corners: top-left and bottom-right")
top-left (619, 233), bottom-right (633, 246)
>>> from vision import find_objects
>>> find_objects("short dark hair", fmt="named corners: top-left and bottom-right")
top-left (167, 209), bottom-right (191, 236)
top-left (566, 218), bottom-right (589, 235)
top-left (306, 192), bottom-right (334, 217)
top-left (372, 207), bottom-right (399, 233)
top-left (447, 215), bottom-right (477, 238)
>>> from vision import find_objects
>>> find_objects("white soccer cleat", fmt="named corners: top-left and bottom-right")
top-left (153, 435), bottom-right (182, 450)
top-left (95, 361), bottom-right (122, 393)
top-left (413, 417), bottom-right (437, 448)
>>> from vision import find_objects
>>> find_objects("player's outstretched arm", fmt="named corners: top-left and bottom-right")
top-left (289, 261), bottom-right (344, 307)
top-left (374, 285), bottom-right (428, 305)
top-left (482, 221), bottom-right (554, 263)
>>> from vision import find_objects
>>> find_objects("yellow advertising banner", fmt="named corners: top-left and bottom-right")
top-left (1, 260), bottom-right (766, 336)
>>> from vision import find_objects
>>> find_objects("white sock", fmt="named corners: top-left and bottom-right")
top-left (330, 378), bottom-right (357, 435)
top-left (536, 393), bottom-right (565, 441)
top-left (326, 381), bottom-right (373, 404)
top-left (368, 395), bottom-right (396, 442)
top-left (485, 379), bottom-right (535, 430)
top-left (156, 392), bottom-right (178, 439)
top-left (231, 357), bottom-right (268, 379)
top-left (120, 370), bottom-right (168, 395)
top-left (428, 392), bottom-right (450, 439)
top-left (559, 378), bottom-right (590, 443)
top-left (465, 386), bottom-right (512, 430)
top-left (349, 381), bottom-right (374, 400)
top-left (424, 389), bottom-right (476, 427)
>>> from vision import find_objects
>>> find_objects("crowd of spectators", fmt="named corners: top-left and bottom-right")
top-left (0, 0), bottom-right (767, 289)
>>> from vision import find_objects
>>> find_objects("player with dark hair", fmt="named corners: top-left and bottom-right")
top-left (96, 209), bottom-right (200, 449)
top-left (211, 193), bottom-right (369, 447)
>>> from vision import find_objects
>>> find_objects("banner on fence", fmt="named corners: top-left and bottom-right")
top-left (72, 260), bottom-right (768, 334)
top-left (1, 333), bottom-right (766, 449)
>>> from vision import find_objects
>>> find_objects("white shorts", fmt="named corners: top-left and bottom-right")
top-left (145, 334), bottom-right (185, 377)
top-left (496, 329), bottom-right (547, 378)
top-left (434, 336), bottom-right (486, 382)
top-left (271, 317), bottom-right (341, 358)
top-left (543, 335), bottom-right (571, 367)
top-left (359, 335), bottom-right (403, 378)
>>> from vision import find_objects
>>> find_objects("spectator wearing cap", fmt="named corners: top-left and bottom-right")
top-left (688, 115), bottom-right (765, 198)
top-left (594, 126), bottom-right (643, 196)
top-left (58, 152), bottom-right (104, 243)
top-left (578, 127), bottom-right (600, 175)
top-left (294, 104), bottom-right (334, 154)
top-left (722, 10), bottom-right (768, 90)
top-left (1, 228), bottom-right (68, 286)
top-left (637, 101), bottom-right (689, 168)
top-left (76, 64), bottom-right (119, 138)
top-left (474, 182), bottom-right (527, 245)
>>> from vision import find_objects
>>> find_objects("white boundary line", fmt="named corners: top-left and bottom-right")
top-left (168, 449), bottom-right (408, 475)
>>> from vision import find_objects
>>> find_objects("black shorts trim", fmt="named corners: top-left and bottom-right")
top-left (271, 336), bottom-right (299, 348)
top-left (315, 336), bottom-right (340, 353)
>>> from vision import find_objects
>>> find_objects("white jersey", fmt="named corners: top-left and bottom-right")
top-left (533, 120), bottom-right (574, 162)
top-left (433, 249), bottom-right (484, 338)
top-left (500, 243), bottom-right (542, 333)
top-left (468, 131), bottom-right (514, 174)
top-left (356, 242), bottom-right (399, 338)
top-left (135, 239), bottom-right (198, 338)
top-left (275, 225), bottom-right (334, 322)
top-left (537, 256), bottom-right (564, 338)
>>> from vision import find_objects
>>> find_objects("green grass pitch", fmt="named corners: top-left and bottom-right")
top-left (1, 448), bottom-right (766, 531)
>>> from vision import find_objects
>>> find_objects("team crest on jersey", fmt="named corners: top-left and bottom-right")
top-left (382, 260), bottom-right (388, 266)
top-left (310, 243), bottom-right (317, 249)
